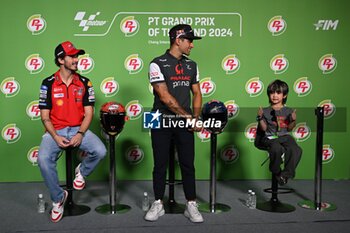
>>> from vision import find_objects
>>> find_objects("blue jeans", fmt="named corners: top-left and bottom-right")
top-left (38, 126), bottom-right (107, 203)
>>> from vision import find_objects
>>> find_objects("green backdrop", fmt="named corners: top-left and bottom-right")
top-left (1, 0), bottom-right (349, 182)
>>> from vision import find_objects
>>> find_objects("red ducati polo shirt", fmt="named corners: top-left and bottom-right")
top-left (39, 71), bottom-right (95, 130)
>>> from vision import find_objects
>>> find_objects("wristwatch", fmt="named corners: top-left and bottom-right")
top-left (256, 115), bottom-right (263, 121)
top-left (77, 131), bottom-right (85, 136)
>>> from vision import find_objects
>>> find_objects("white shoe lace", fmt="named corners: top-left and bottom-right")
top-left (148, 201), bottom-right (162, 214)
top-left (188, 202), bottom-right (201, 217)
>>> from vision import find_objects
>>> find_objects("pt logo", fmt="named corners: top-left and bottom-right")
top-left (322, 144), bottom-right (335, 164)
top-left (1, 124), bottom-right (21, 144)
top-left (125, 145), bottom-right (144, 165)
top-left (143, 110), bottom-right (162, 129)
top-left (77, 55), bottom-right (94, 74)
top-left (125, 100), bottom-right (143, 120)
top-left (27, 14), bottom-right (46, 35)
top-left (245, 77), bottom-right (264, 97)
top-left (270, 54), bottom-right (289, 74)
top-left (225, 100), bottom-right (239, 120)
top-left (222, 54), bottom-right (240, 74)
top-left (220, 145), bottom-right (239, 164)
top-left (292, 122), bottom-right (311, 142)
top-left (318, 100), bottom-right (336, 119)
top-left (25, 54), bottom-right (45, 74)
top-left (1, 77), bottom-right (20, 98)
top-left (200, 77), bottom-right (216, 97)
top-left (245, 123), bottom-right (257, 142)
top-left (74, 11), bottom-right (107, 32)
top-left (124, 54), bottom-right (143, 74)
top-left (100, 77), bottom-right (119, 97)
top-left (27, 146), bottom-right (40, 165)
top-left (26, 100), bottom-right (41, 120)
top-left (293, 77), bottom-right (312, 97)
top-left (197, 129), bottom-right (211, 142)
top-left (120, 16), bottom-right (139, 36)
top-left (319, 54), bottom-right (337, 74)
top-left (268, 16), bottom-right (287, 36)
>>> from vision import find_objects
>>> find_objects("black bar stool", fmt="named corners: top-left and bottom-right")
top-left (256, 173), bottom-right (295, 213)
top-left (62, 147), bottom-right (90, 216)
top-left (254, 129), bottom-right (295, 213)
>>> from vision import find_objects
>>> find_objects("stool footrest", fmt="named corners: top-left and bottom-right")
top-left (264, 187), bottom-right (294, 194)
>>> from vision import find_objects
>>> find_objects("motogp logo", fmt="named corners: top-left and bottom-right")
top-left (293, 77), bottom-right (312, 97)
top-left (270, 54), bottom-right (289, 74)
top-left (244, 123), bottom-right (257, 142)
top-left (268, 16), bottom-right (287, 36)
top-left (26, 100), bottom-right (41, 120)
top-left (319, 54), bottom-right (337, 74)
top-left (245, 77), bottom-right (264, 97)
top-left (125, 145), bottom-right (144, 165)
top-left (125, 100), bottom-right (143, 120)
top-left (25, 54), bottom-right (45, 74)
top-left (27, 14), bottom-right (46, 35)
top-left (225, 100), bottom-right (239, 120)
top-left (120, 16), bottom-right (140, 37)
top-left (322, 144), bottom-right (335, 164)
top-left (100, 77), bottom-right (119, 97)
top-left (124, 54), bottom-right (143, 74)
top-left (318, 100), bottom-right (336, 119)
top-left (77, 55), bottom-right (94, 74)
top-left (197, 129), bottom-right (211, 142)
top-left (1, 77), bottom-right (20, 98)
top-left (2, 124), bottom-right (21, 144)
top-left (220, 145), bottom-right (239, 164)
top-left (292, 122), bottom-right (311, 142)
top-left (200, 77), bottom-right (216, 97)
top-left (221, 54), bottom-right (240, 74)
top-left (27, 146), bottom-right (39, 166)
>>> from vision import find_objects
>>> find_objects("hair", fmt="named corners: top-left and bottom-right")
top-left (54, 55), bottom-right (65, 67)
top-left (267, 79), bottom-right (289, 104)
top-left (169, 24), bottom-right (187, 45)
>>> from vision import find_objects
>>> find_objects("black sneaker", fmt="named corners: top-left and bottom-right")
top-left (276, 175), bottom-right (288, 186)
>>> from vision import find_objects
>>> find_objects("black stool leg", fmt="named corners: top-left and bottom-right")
top-left (256, 174), bottom-right (295, 213)
top-left (164, 140), bottom-right (185, 213)
top-left (64, 147), bottom-right (90, 216)
top-left (198, 134), bottom-right (230, 213)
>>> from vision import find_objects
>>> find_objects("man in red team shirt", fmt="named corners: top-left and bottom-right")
top-left (38, 41), bottom-right (106, 223)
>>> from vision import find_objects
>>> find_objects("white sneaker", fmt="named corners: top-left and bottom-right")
top-left (73, 163), bottom-right (85, 190)
top-left (50, 190), bottom-right (68, 223)
top-left (144, 200), bottom-right (165, 221)
top-left (184, 201), bottom-right (204, 223)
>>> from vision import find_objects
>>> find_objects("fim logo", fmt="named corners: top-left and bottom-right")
top-left (74, 11), bottom-right (107, 31)
top-left (143, 110), bottom-right (162, 129)
top-left (314, 20), bottom-right (338, 31)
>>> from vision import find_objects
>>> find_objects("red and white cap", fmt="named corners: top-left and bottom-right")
top-left (55, 41), bottom-right (85, 58)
